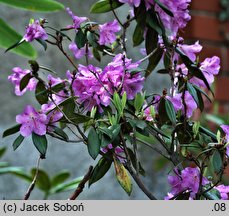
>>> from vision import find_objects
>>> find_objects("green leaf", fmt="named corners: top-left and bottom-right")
top-left (187, 83), bottom-right (200, 108)
top-left (92, 48), bottom-right (101, 62)
top-left (75, 29), bottom-right (87, 49)
top-left (67, 113), bottom-right (92, 124)
top-left (146, 12), bottom-right (162, 35)
top-left (52, 126), bottom-right (69, 141)
top-left (35, 81), bottom-right (49, 105)
top-left (157, 69), bottom-right (169, 74)
top-left (88, 128), bottom-right (100, 159)
top-left (127, 148), bottom-right (145, 176)
top-left (199, 126), bottom-right (217, 142)
top-left (0, 18), bottom-right (37, 58)
top-left (146, 48), bottom-right (164, 77)
top-left (36, 39), bottom-right (47, 50)
top-left (0, 147), bottom-right (6, 158)
top-left (133, 23), bottom-right (144, 46)
top-left (165, 99), bottom-right (176, 124)
top-left (0, 167), bottom-right (30, 180)
top-left (114, 157), bottom-right (132, 196)
top-left (31, 168), bottom-right (51, 192)
top-left (154, 0), bottom-right (174, 17)
top-left (90, 0), bottom-right (123, 13)
top-left (193, 85), bottom-right (212, 103)
top-left (145, 28), bottom-right (158, 55)
top-left (89, 157), bottom-right (112, 186)
top-left (13, 135), bottom-right (24, 151)
top-left (2, 124), bottom-right (21, 138)
top-left (32, 133), bottom-right (48, 157)
top-left (134, 93), bottom-right (145, 112)
top-left (211, 150), bottom-right (223, 174)
top-left (20, 73), bottom-right (32, 92)
top-left (0, 0), bottom-right (64, 12)
top-left (51, 171), bottom-right (70, 188)
top-left (50, 176), bottom-right (83, 194)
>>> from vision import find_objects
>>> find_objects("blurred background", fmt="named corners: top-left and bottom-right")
top-left (0, 0), bottom-right (229, 200)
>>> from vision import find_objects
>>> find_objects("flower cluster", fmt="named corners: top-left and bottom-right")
top-left (119, 0), bottom-right (191, 36)
top-left (68, 54), bottom-right (144, 112)
top-left (166, 167), bottom-right (229, 200)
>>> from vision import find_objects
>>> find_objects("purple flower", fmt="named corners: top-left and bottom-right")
top-left (41, 103), bottom-right (63, 132)
top-left (155, 0), bottom-right (191, 36)
top-left (8, 67), bottom-right (37, 96)
top-left (167, 91), bottom-right (197, 118)
top-left (16, 105), bottom-right (47, 137)
top-left (101, 144), bottom-right (125, 163)
top-left (166, 167), bottom-right (209, 199)
top-left (190, 56), bottom-right (220, 88)
top-left (66, 7), bottom-right (87, 30)
top-left (220, 125), bottom-right (229, 142)
top-left (70, 65), bottom-right (110, 112)
top-left (47, 74), bottom-right (68, 104)
top-left (102, 54), bottom-right (144, 100)
top-left (23, 20), bottom-right (48, 42)
top-left (144, 106), bottom-right (154, 121)
top-left (98, 20), bottom-right (121, 45)
top-left (180, 41), bottom-right (202, 62)
top-left (215, 185), bottom-right (229, 200)
top-left (118, 0), bottom-right (141, 7)
top-left (69, 42), bottom-right (93, 59)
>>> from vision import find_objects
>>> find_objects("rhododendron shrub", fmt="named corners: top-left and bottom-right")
top-left (3, 0), bottom-right (229, 200)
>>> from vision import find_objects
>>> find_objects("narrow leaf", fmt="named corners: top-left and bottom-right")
top-left (90, 0), bottom-right (123, 13)
top-left (20, 73), bottom-right (32, 91)
top-left (13, 135), bottom-right (24, 151)
top-left (2, 124), bottom-right (21, 138)
top-left (114, 157), bottom-right (132, 196)
top-left (89, 157), bottom-right (112, 186)
top-left (0, 0), bottom-right (64, 12)
top-left (88, 128), bottom-right (100, 159)
top-left (165, 99), bottom-right (176, 124)
top-left (32, 133), bottom-right (48, 157)
top-left (51, 171), bottom-right (70, 187)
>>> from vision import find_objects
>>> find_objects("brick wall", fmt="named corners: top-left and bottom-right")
top-left (183, 0), bottom-right (229, 113)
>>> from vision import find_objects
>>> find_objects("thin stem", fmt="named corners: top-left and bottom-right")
top-left (68, 166), bottom-right (93, 200)
top-left (24, 156), bottom-right (41, 200)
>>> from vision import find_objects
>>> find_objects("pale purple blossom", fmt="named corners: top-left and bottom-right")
top-left (180, 41), bottom-right (202, 62)
top-left (41, 103), bottom-right (63, 131)
top-left (220, 125), bottom-right (229, 156)
top-left (166, 167), bottom-right (209, 199)
top-left (154, 0), bottom-right (191, 36)
top-left (101, 144), bottom-right (125, 163)
top-left (167, 91), bottom-right (197, 118)
top-left (118, 0), bottom-right (140, 7)
top-left (190, 56), bottom-right (220, 88)
top-left (98, 20), bottom-right (121, 45)
top-left (66, 7), bottom-right (87, 30)
top-left (69, 65), bottom-right (110, 112)
top-left (215, 185), bottom-right (229, 200)
top-left (69, 42), bottom-right (93, 59)
top-left (101, 54), bottom-right (144, 100)
top-left (23, 20), bottom-right (48, 42)
top-left (144, 106), bottom-right (154, 121)
top-left (8, 67), bottom-right (37, 96)
top-left (16, 105), bottom-right (47, 137)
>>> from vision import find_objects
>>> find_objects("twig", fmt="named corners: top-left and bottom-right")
top-left (139, 48), bottom-right (158, 63)
top-left (24, 156), bottom-right (41, 200)
top-left (120, 131), bottom-right (157, 200)
top-left (68, 166), bottom-right (93, 200)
